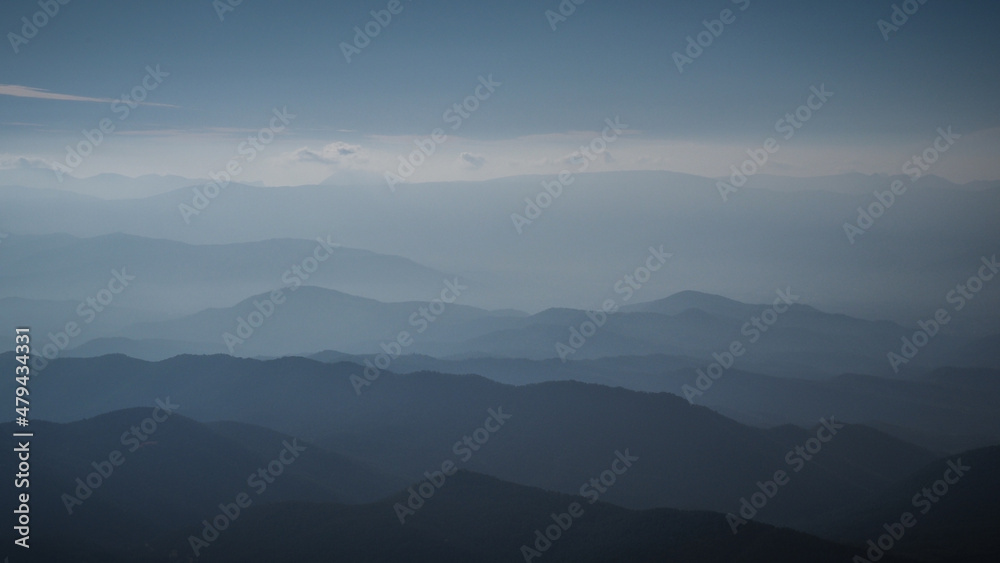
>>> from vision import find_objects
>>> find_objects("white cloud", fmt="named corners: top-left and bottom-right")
top-left (0, 154), bottom-right (60, 171)
top-left (0, 84), bottom-right (176, 108)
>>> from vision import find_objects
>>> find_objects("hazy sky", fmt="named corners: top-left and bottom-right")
top-left (1, 0), bottom-right (999, 186)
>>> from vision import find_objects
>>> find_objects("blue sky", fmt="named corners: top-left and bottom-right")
top-left (1, 0), bottom-right (998, 186)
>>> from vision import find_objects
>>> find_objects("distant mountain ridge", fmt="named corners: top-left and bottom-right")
top-left (107, 286), bottom-right (973, 378)
top-left (0, 232), bottom-right (453, 316)
top-left (2, 171), bottom-right (997, 321)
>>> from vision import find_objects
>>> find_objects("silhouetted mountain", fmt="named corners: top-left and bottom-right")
top-left (153, 472), bottom-right (919, 563)
top-left (621, 290), bottom-right (759, 319)
top-left (3, 439), bottom-right (920, 563)
top-left (1, 353), bottom-right (938, 532)
top-left (115, 286), bottom-right (975, 376)
top-left (123, 286), bottom-right (511, 357)
top-left (304, 353), bottom-right (1000, 454)
top-left (65, 336), bottom-right (228, 359)
top-left (0, 232), bottom-right (452, 315)
top-left (2, 171), bottom-right (998, 324)
top-left (0, 169), bottom-right (201, 198)
top-left (812, 446), bottom-right (1000, 563)
top-left (1, 410), bottom-right (403, 552)
top-left (0, 296), bottom-right (162, 354)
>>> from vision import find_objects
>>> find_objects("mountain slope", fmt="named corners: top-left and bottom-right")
top-left (0, 353), bottom-right (939, 531)
top-left (0, 232), bottom-right (452, 315)
top-left (1, 410), bottom-right (404, 551)
top-left (2, 171), bottom-right (998, 323)
top-left (155, 471), bottom-right (919, 563)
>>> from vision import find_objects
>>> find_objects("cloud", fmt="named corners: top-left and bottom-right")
top-left (459, 152), bottom-right (486, 169)
top-left (288, 142), bottom-right (363, 165)
top-left (0, 84), bottom-right (176, 108)
top-left (0, 154), bottom-right (60, 171)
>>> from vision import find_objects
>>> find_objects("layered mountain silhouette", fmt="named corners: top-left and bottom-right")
top-left (0, 233), bottom-right (451, 316)
top-left (2, 170), bottom-right (997, 561)
top-left (2, 353), bottom-right (943, 531)
top-left (2, 411), bottom-right (940, 563)
top-left (59, 288), bottom-right (983, 379)
top-left (3, 172), bottom-right (998, 323)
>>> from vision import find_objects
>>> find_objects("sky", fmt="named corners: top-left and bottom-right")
top-left (1, 0), bottom-right (999, 187)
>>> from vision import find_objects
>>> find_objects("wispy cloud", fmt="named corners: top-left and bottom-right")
top-left (0, 154), bottom-right (60, 171)
top-left (287, 142), bottom-right (363, 165)
top-left (0, 84), bottom-right (176, 108)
